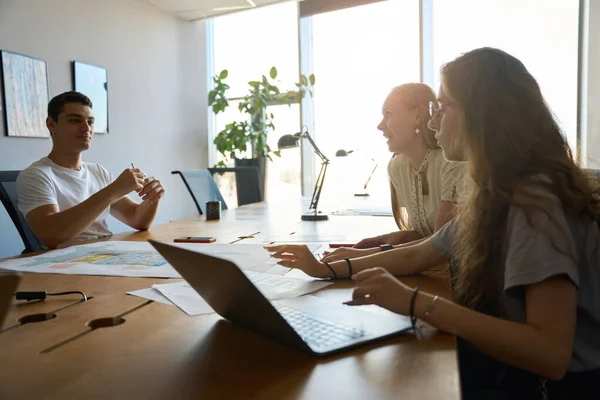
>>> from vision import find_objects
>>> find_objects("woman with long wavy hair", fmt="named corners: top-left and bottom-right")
top-left (267, 48), bottom-right (600, 398)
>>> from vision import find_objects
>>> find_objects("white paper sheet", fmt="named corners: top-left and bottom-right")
top-left (0, 241), bottom-right (322, 278)
top-left (152, 281), bottom-right (213, 315)
top-left (331, 206), bottom-right (393, 216)
top-left (152, 272), bottom-right (333, 316)
top-left (127, 287), bottom-right (174, 305)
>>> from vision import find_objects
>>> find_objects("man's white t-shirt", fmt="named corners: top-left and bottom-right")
top-left (16, 157), bottom-right (114, 244)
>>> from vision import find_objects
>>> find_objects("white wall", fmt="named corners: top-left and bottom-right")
top-left (0, 0), bottom-right (208, 257)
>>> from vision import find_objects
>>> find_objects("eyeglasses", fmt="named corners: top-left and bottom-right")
top-left (428, 101), bottom-right (455, 118)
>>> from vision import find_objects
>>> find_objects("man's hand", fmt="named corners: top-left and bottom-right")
top-left (110, 168), bottom-right (145, 198)
top-left (138, 177), bottom-right (165, 204)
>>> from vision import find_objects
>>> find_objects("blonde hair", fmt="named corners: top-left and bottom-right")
top-left (388, 83), bottom-right (438, 230)
top-left (390, 83), bottom-right (438, 149)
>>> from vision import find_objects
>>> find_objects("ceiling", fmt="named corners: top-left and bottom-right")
top-left (148, 0), bottom-right (300, 21)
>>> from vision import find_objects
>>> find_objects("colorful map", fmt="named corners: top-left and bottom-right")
top-left (0, 241), bottom-right (321, 278)
top-left (20, 246), bottom-right (167, 268)
top-left (0, 242), bottom-right (179, 278)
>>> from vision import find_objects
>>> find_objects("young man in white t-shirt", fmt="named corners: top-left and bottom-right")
top-left (16, 91), bottom-right (166, 249)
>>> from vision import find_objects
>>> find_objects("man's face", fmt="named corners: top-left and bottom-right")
top-left (46, 103), bottom-right (95, 152)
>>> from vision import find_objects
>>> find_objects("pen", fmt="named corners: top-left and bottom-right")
top-left (131, 163), bottom-right (136, 169)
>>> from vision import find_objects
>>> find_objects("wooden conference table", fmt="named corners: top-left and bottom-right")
top-left (0, 201), bottom-right (459, 399)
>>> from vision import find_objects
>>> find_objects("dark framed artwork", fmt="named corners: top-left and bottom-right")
top-left (0, 50), bottom-right (50, 138)
top-left (72, 61), bottom-right (109, 133)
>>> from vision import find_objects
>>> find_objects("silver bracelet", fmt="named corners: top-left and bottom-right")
top-left (425, 295), bottom-right (439, 317)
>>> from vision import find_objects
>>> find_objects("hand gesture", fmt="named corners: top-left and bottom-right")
top-left (345, 267), bottom-right (413, 315)
top-left (265, 245), bottom-right (332, 278)
top-left (138, 176), bottom-right (165, 204)
top-left (112, 168), bottom-right (145, 197)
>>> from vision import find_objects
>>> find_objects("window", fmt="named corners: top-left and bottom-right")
top-left (432, 0), bottom-right (579, 152)
top-left (309, 0), bottom-right (421, 205)
top-left (211, 3), bottom-right (301, 204)
top-left (208, 0), bottom-right (582, 203)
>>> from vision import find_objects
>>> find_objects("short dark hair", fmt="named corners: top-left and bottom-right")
top-left (47, 91), bottom-right (92, 121)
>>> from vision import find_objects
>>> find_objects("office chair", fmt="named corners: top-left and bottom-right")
top-left (0, 171), bottom-right (42, 254)
top-left (207, 167), bottom-right (262, 207)
top-left (172, 170), bottom-right (228, 215)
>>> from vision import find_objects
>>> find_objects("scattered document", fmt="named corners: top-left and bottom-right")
top-left (127, 287), bottom-right (173, 305)
top-left (264, 234), bottom-right (353, 243)
top-left (244, 271), bottom-right (331, 299)
top-left (149, 272), bottom-right (333, 316)
top-left (331, 206), bottom-right (393, 216)
top-left (0, 241), bottom-right (322, 278)
top-left (152, 281), bottom-right (213, 316)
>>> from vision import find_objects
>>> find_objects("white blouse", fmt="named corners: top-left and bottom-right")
top-left (387, 148), bottom-right (465, 237)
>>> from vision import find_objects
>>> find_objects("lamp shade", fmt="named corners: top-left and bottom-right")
top-left (277, 134), bottom-right (301, 149)
top-left (335, 149), bottom-right (354, 157)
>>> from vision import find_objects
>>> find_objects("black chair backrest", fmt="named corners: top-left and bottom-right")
top-left (208, 167), bottom-right (262, 207)
top-left (172, 170), bottom-right (228, 215)
top-left (0, 171), bottom-right (42, 254)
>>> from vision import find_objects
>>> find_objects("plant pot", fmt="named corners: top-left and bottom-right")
top-left (235, 157), bottom-right (266, 202)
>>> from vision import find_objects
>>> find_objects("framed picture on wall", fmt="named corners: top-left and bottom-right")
top-left (0, 50), bottom-right (50, 138)
top-left (0, 66), bottom-right (5, 138)
top-left (72, 61), bottom-right (109, 133)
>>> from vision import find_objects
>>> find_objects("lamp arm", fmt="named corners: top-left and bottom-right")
top-left (363, 163), bottom-right (378, 190)
top-left (300, 129), bottom-right (329, 163)
top-left (310, 160), bottom-right (329, 211)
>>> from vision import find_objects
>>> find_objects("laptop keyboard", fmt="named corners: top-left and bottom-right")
top-left (275, 304), bottom-right (368, 349)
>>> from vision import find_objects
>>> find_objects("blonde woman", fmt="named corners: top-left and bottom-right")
top-left (325, 83), bottom-right (464, 262)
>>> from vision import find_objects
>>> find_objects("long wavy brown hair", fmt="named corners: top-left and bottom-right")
top-left (443, 48), bottom-right (600, 314)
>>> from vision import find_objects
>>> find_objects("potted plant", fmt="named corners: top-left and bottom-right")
top-left (208, 67), bottom-right (315, 200)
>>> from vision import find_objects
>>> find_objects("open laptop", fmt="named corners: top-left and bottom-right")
top-left (149, 240), bottom-right (412, 356)
top-left (0, 272), bottom-right (21, 329)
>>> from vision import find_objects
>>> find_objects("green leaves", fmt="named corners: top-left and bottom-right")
top-left (208, 70), bottom-right (231, 115)
top-left (208, 90), bottom-right (216, 105)
top-left (209, 66), bottom-right (315, 163)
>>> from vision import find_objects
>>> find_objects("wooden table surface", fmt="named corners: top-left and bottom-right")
top-left (0, 202), bottom-right (459, 399)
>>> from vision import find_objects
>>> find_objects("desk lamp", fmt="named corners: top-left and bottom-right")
top-left (278, 127), bottom-right (329, 221)
top-left (335, 149), bottom-right (378, 197)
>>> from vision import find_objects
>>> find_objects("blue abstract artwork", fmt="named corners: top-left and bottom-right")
top-left (73, 61), bottom-right (109, 133)
top-left (0, 51), bottom-right (49, 138)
